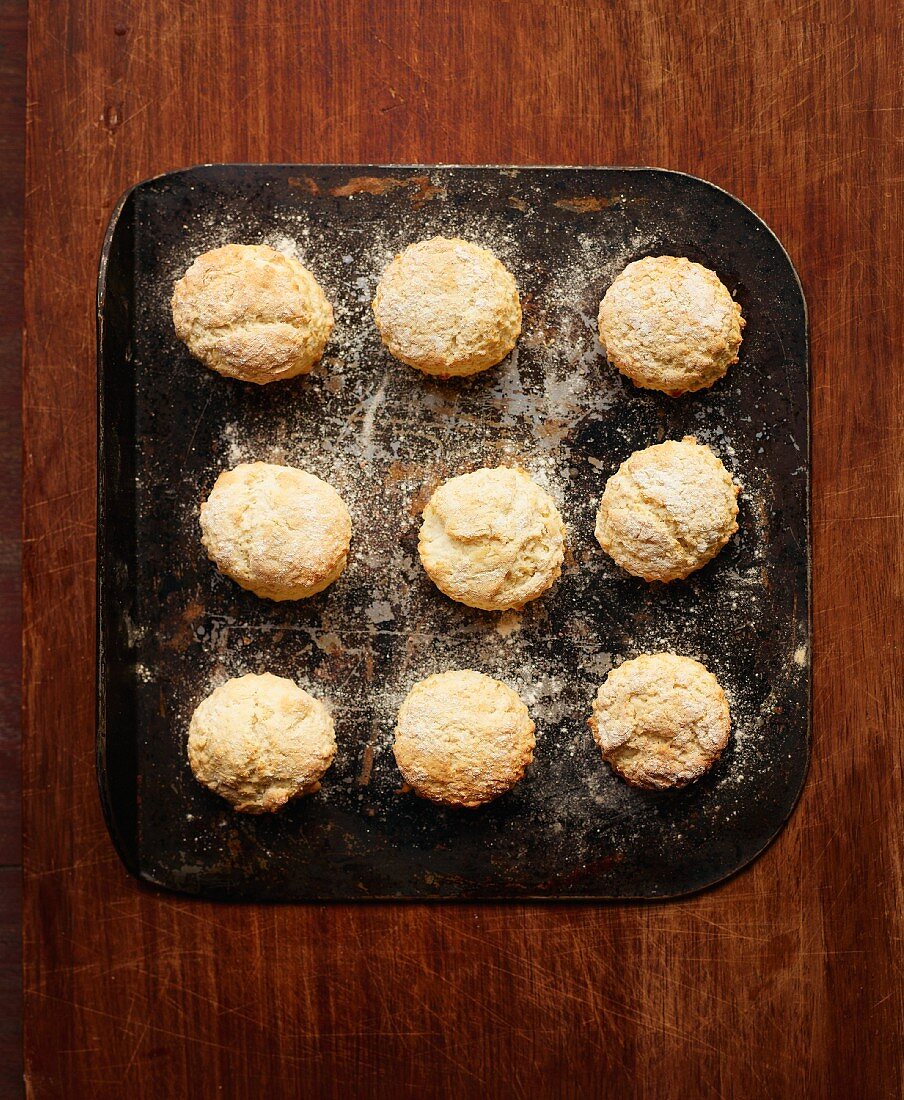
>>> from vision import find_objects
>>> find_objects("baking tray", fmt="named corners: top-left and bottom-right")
top-left (97, 165), bottom-right (809, 900)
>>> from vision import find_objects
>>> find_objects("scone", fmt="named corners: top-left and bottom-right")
top-left (188, 672), bottom-right (336, 812)
top-left (393, 670), bottom-right (535, 807)
top-left (200, 462), bottom-right (352, 600)
top-left (418, 466), bottom-right (566, 611)
top-left (172, 243), bottom-right (333, 383)
top-left (372, 236), bottom-right (521, 376)
top-left (595, 437), bottom-right (739, 582)
top-left (597, 255), bottom-right (744, 395)
top-left (588, 653), bottom-right (731, 789)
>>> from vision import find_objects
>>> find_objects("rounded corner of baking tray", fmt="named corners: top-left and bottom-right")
top-left (641, 167), bottom-right (808, 315)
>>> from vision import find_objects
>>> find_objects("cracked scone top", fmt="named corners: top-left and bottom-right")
top-left (372, 236), bottom-right (521, 376)
top-left (597, 255), bottom-right (744, 395)
top-left (418, 466), bottom-right (566, 611)
top-left (595, 437), bottom-right (739, 582)
top-left (188, 673), bottom-right (337, 813)
top-left (393, 670), bottom-right (536, 807)
top-left (200, 462), bottom-right (352, 601)
top-left (172, 243), bottom-right (334, 383)
top-left (588, 653), bottom-right (731, 789)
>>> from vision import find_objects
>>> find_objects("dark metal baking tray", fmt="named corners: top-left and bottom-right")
top-left (97, 165), bottom-right (809, 900)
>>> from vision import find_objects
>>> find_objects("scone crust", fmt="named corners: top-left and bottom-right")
top-left (595, 436), bottom-right (739, 582)
top-left (393, 670), bottom-right (536, 807)
top-left (418, 466), bottom-right (566, 611)
top-left (200, 462), bottom-right (352, 601)
top-left (172, 243), bottom-right (334, 383)
top-left (588, 653), bottom-right (730, 789)
top-left (188, 672), bottom-right (337, 812)
top-left (597, 255), bottom-right (744, 395)
top-left (372, 236), bottom-right (522, 376)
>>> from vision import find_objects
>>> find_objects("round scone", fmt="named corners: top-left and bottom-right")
top-left (588, 653), bottom-right (730, 789)
top-left (393, 670), bottom-right (536, 807)
top-left (595, 436), bottom-right (739, 582)
top-left (372, 236), bottom-right (521, 376)
top-left (200, 462), bottom-right (352, 600)
top-left (597, 255), bottom-right (744, 395)
top-left (418, 467), bottom-right (566, 611)
top-left (172, 243), bottom-right (333, 383)
top-left (188, 672), bottom-right (336, 812)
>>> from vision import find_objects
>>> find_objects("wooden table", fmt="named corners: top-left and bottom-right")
top-left (22, 2), bottom-right (903, 1096)
top-left (0, 0), bottom-right (24, 1093)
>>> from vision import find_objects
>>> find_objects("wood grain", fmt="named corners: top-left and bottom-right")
top-left (22, 2), bottom-right (903, 1097)
top-left (0, 0), bottom-right (24, 1094)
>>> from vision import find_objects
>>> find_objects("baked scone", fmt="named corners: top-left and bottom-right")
top-left (597, 255), bottom-right (744, 395)
top-left (588, 653), bottom-right (730, 789)
top-left (188, 672), bottom-right (336, 812)
top-left (200, 462), bottom-right (352, 600)
top-left (418, 466), bottom-right (566, 611)
top-left (172, 243), bottom-right (333, 383)
top-left (595, 437), bottom-right (739, 582)
top-left (372, 236), bottom-right (521, 376)
top-left (393, 670), bottom-right (535, 807)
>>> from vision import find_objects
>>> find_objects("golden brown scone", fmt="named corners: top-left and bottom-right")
top-left (393, 670), bottom-right (535, 807)
top-left (372, 236), bottom-right (521, 376)
top-left (188, 672), bottom-right (337, 812)
top-left (418, 466), bottom-right (566, 611)
top-left (172, 243), bottom-right (333, 383)
top-left (588, 653), bottom-right (730, 789)
top-left (595, 437), bottom-right (739, 582)
top-left (597, 256), bottom-right (744, 395)
top-left (200, 462), bottom-right (352, 601)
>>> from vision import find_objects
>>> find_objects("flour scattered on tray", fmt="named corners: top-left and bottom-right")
top-left (124, 167), bottom-right (808, 895)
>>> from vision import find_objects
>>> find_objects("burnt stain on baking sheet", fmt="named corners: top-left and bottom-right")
top-left (554, 195), bottom-right (624, 213)
top-left (290, 173), bottom-right (445, 208)
top-left (97, 165), bottom-right (809, 901)
top-left (357, 743), bottom-right (376, 787)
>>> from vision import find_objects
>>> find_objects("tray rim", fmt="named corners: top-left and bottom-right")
top-left (96, 163), bottom-right (811, 902)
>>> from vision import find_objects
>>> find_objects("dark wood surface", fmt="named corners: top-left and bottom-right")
top-left (22, 2), bottom-right (903, 1097)
top-left (0, 0), bottom-right (23, 1095)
